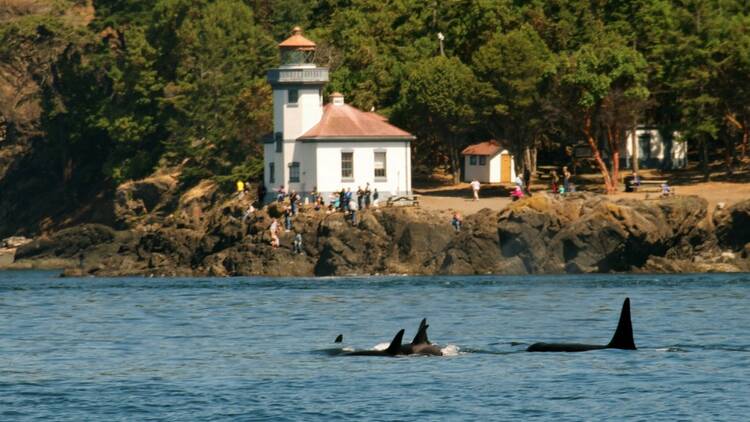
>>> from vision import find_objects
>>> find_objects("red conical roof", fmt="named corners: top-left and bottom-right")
top-left (278, 26), bottom-right (316, 50)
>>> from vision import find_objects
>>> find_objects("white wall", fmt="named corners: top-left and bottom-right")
top-left (489, 154), bottom-right (501, 182)
top-left (263, 142), bottom-right (279, 190)
top-left (273, 87), bottom-right (323, 141)
top-left (265, 81), bottom-right (323, 197)
top-left (283, 140), bottom-right (316, 193)
top-left (623, 128), bottom-right (687, 169)
top-left (313, 141), bottom-right (411, 198)
top-left (463, 154), bottom-right (492, 183)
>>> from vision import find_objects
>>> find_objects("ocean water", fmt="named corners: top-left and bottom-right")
top-left (1, 271), bottom-right (749, 421)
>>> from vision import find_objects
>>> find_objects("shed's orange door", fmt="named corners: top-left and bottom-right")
top-left (500, 154), bottom-right (511, 183)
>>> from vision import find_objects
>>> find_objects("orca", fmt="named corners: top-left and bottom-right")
top-left (401, 318), bottom-right (443, 356)
top-left (334, 334), bottom-right (343, 343)
top-left (526, 297), bottom-right (636, 352)
top-left (343, 329), bottom-right (405, 356)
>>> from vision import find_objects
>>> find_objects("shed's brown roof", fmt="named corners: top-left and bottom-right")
top-left (278, 27), bottom-right (316, 50)
top-left (461, 140), bottom-right (503, 156)
top-left (298, 103), bottom-right (414, 140)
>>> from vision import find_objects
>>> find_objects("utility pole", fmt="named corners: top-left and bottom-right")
top-left (437, 32), bottom-right (445, 57)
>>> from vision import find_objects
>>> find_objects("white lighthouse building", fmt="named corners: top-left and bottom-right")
top-left (263, 27), bottom-right (414, 202)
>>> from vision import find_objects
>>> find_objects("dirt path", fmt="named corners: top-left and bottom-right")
top-left (415, 181), bottom-right (750, 216)
top-left (415, 183), bottom-right (512, 213)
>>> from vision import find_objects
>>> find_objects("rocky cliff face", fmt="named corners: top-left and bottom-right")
top-left (6, 180), bottom-right (750, 276)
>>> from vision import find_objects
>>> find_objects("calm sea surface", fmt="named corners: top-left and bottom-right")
top-left (1, 271), bottom-right (749, 421)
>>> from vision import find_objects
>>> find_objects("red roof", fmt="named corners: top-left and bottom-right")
top-left (298, 103), bottom-right (414, 140)
top-left (278, 27), bottom-right (316, 50)
top-left (461, 140), bottom-right (502, 156)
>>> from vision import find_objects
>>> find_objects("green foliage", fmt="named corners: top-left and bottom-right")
top-left (473, 24), bottom-right (556, 163)
top-left (394, 56), bottom-right (486, 180)
top-left (8, 0), bottom-right (750, 201)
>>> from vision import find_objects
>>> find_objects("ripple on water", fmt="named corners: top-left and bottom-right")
top-left (1, 271), bottom-right (749, 420)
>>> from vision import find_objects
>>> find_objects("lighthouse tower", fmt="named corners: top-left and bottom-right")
top-left (264, 27), bottom-right (328, 196)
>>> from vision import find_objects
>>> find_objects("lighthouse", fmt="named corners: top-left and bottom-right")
top-left (263, 27), bottom-right (414, 203)
top-left (264, 27), bottom-right (328, 195)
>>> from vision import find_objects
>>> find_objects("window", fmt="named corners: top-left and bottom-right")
top-left (275, 132), bottom-right (282, 153)
top-left (289, 162), bottom-right (300, 183)
top-left (469, 155), bottom-right (477, 165)
top-left (269, 162), bottom-right (275, 184)
top-left (374, 151), bottom-right (386, 179)
top-left (341, 152), bottom-right (353, 180)
top-left (479, 156), bottom-right (487, 166)
top-left (288, 89), bottom-right (299, 105)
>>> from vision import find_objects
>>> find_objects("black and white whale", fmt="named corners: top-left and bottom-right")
top-left (526, 297), bottom-right (637, 352)
top-left (401, 318), bottom-right (443, 356)
top-left (342, 329), bottom-right (406, 356)
top-left (338, 318), bottom-right (444, 356)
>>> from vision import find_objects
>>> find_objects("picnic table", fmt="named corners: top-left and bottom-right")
top-left (386, 194), bottom-right (420, 207)
top-left (626, 178), bottom-right (668, 193)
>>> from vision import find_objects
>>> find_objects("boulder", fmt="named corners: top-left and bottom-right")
top-left (15, 224), bottom-right (116, 260)
top-left (114, 175), bottom-right (178, 227)
top-left (714, 199), bottom-right (750, 250)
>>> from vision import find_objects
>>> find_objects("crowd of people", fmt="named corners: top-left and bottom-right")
top-left (247, 165), bottom-right (676, 249)
top-left (245, 182), bottom-right (386, 253)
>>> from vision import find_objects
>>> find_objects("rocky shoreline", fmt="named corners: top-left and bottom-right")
top-left (2, 177), bottom-right (749, 277)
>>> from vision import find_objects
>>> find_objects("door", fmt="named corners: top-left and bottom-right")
top-left (500, 154), bottom-right (511, 183)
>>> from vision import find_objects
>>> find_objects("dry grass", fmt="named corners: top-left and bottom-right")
top-left (0, 0), bottom-right (53, 20)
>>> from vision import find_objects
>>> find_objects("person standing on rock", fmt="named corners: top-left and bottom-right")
top-left (293, 232), bottom-right (303, 254)
top-left (349, 202), bottom-right (357, 226)
top-left (451, 211), bottom-right (462, 232)
top-left (290, 191), bottom-right (299, 215)
top-left (357, 186), bottom-right (364, 210)
top-left (339, 188), bottom-right (346, 212)
top-left (310, 186), bottom-right (319, 206)
top-left (242, 204), bottom-right (256, 224)
top-left (269, 219), bottom-right (280, 248)
top-left (345, 188), bottom-right (353, 212)
top-left (563, 166), bottom-right (572, 194)
top-left (470, 179), bottom-right (480, 201)
top-left (277, 185), bottom-right (286, 203)
top-left (257, 184), bottom-right (267, 207)
top-left (284, 205), bottom-right (293, 232)
top-left (364, 183), bottom-right (372, 209)
top-left (236, 180), bottom-right (245, 199)
top-left (373, 188), bottom-right (380, 207)
top-left (523, 167), bottom-right (532, 196)
top-left (550, 170), bottom-right (560, 194)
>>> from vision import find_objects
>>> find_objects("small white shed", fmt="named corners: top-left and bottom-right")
top-left (461, 140), bottom-right (515, 184)
top-left (622, 127), bottom-right (687, 169)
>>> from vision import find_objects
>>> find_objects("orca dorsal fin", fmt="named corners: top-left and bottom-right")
top-left (411, 318), bottom-right (431, 345)
top-left (385, 329), bottom-right (405, 355)
top-left (334, 334), bottom-right (343, 343)
top-left (607, 297), bottom-right (637, 350)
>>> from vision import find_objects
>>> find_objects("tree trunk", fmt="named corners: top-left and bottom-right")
top-left (724, 135), bottom-right (734, 176)
top-left (523, 147), bottom-right (531, 173)
top-left (631, 123), bottom-right (639, 173)
top-left (701, 137), bottom-right (710, 181)
top-left (743, 120), bottom-right (749, 159)
top-left (450, 144), bottom-right (461, 184)
top-left (530, 147), bottom-right (538, 173)
top-left (583, 115), bottom-right (615, 194)
top-left (611, 131), bottom-right (621, 191)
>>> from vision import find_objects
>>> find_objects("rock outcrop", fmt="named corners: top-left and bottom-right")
top-left (5, 190), bottom-right (744, 277)
top-left (714, 199), bottom-right (750, 251)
